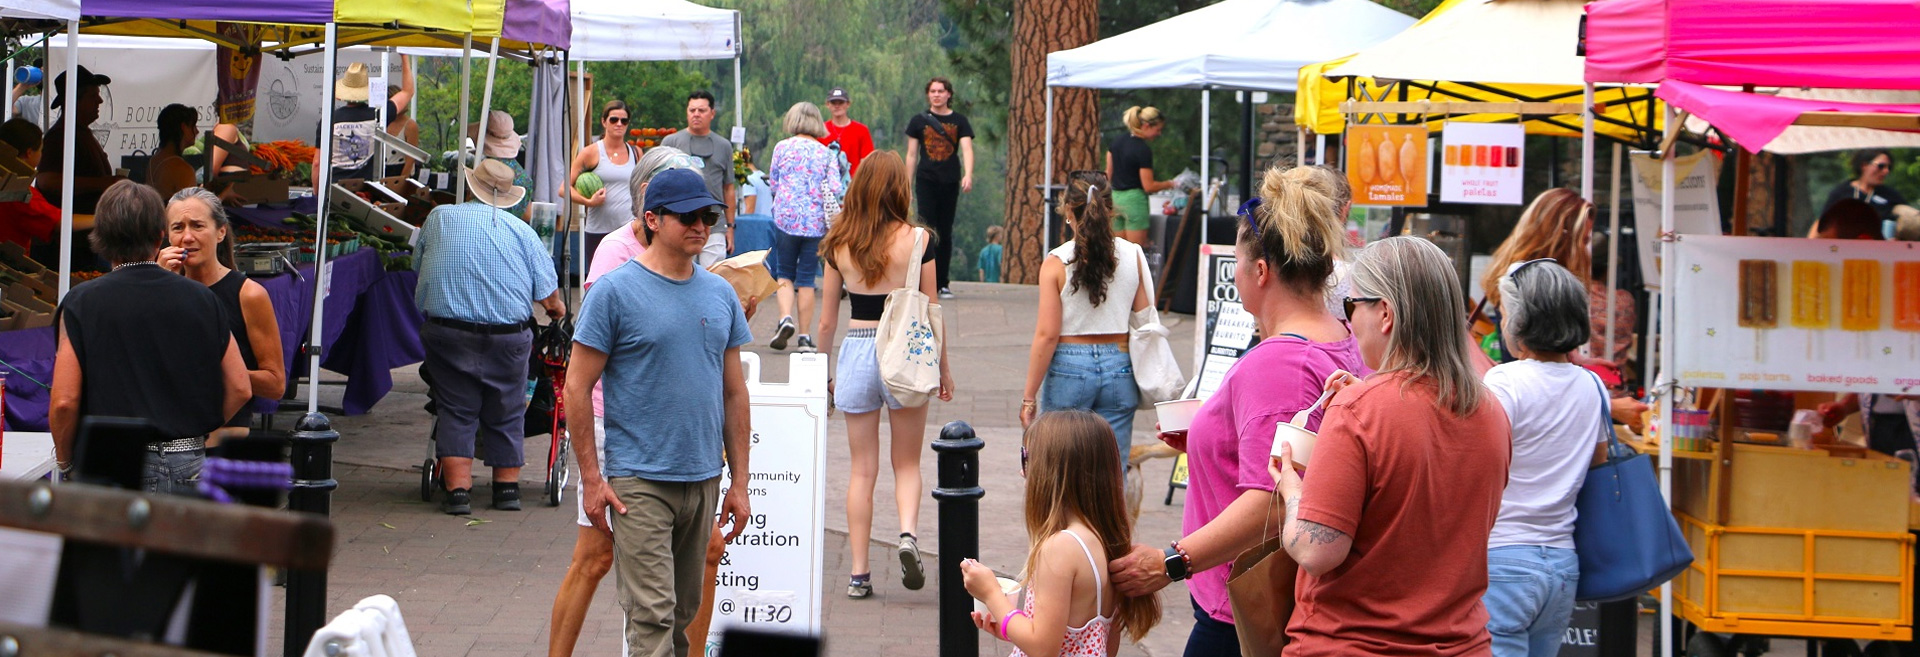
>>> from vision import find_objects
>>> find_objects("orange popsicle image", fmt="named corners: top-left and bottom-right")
top-left (1841, 259), bottom-right (1881, 332)
top-left (1790, 261), bottom-right (1832, 329)
top-left (1894, 262), bottom-right (1920, 332)
top-left (1445, 144), bottom-right (1460, 167)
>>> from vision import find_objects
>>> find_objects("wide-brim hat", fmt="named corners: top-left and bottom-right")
top-left (467, 110), bottom-right (522, 159)
top-left (466, 158), bottom-right (526, 209)
top-left (50, 65), bottom-right (111, 109)
top-left (336, 62), bottom-right (370, 103)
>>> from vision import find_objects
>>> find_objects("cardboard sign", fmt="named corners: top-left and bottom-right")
top-left (1440, 123), bottom-right (1525, 205)
top-left (1345, 125), bottom-right (1429, 207)
top-left (1631, 151), bottom-right (1722, 287)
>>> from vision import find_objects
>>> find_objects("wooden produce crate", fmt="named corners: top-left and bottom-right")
top-left (1671, 443), bottom-right (1913, 641)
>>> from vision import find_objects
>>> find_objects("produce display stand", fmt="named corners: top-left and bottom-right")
top-left (1583, 2), bottom-right (1920, 656)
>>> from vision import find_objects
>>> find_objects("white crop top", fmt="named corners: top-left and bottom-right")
top-left (1050, 238), bottom-right (1144, 337)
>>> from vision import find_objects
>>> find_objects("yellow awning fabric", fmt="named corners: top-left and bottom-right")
top-left (1295, 0), bottom-right (1663, 144)
top-left (81, 0), bottom-right (552, 53)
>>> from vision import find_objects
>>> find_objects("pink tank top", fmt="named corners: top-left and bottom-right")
top-left (1010, 530), bottom-right (1113, 657)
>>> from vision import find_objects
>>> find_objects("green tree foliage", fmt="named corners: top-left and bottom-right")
top-left (412, 55), bottom-right (710, 161)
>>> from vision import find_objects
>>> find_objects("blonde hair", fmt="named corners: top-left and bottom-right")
top-left (1483, 188), bottom-right (1592, 309)
top-left (1020, 411), bottom-right (1161, 643)
top-left (985, 224), bottom-right (1004, 244)
top-left (1349, 236), bottom-right (1486, 417)
top-left (1241, 165), bottom-right (1348, 297)
top-left (1122, 106), bottom-right (1164, 135)
top-left (782, 101), bottom-right (827, 138)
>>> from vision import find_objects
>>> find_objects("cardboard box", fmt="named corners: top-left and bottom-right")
top-left (225, 175), bottom-right (291, 205)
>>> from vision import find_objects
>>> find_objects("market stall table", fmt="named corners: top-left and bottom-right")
top-left (0, 431), bottom-right (52, 481)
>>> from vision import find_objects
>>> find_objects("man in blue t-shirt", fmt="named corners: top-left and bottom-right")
top-left (566, 167), bottom-right (753, 656)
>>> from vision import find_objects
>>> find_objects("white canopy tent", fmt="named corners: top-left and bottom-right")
top-left (0, 0), bottom-right (84, 300)
top-left (1042, 0), bottom-right (1414, 248)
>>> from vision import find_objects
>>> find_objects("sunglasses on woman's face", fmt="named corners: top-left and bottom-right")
top-left (607, 116), bottom-right (630, 125)
top-left (1342, 296), bottom-right (1382, 318)
top-left (670, 208), bottom-right (721, 227)
top-left (1874, 161), bottom-right (1892, 171)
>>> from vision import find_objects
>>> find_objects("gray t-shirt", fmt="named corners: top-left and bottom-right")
top-left (573, 259), bottom-right (752, 482)
top-left (661, 129), bottom-right (734, 202)
top-left (13, 95), bottom-right (43, 127)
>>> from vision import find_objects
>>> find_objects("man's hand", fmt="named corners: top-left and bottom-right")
top-left (1611, 396), bottom-right (1648, 432)
top-left (961, 174), bottom-right (973, 193)
top-left (582, 476), bottom-right (626, 536)
top-left (1108, 543), bottom-right (1172, 598)
top-left (742, 295), bottom-right (759, 322)
top-left (719, 483), bottom-right (751, 542)
top-left (541, 296), bottom-right (567, 321)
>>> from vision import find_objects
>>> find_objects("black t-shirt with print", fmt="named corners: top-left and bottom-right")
top-left (905, 111), bottom-right (973, 185)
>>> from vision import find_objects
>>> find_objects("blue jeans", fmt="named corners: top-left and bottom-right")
top-left (142, 448), bottom-right (206, 496)
top-left (1184, 596), bottom-right (1242, 657)
top-left (1040, 343), bottom-right (1138, 465)
top-left (1484, 545), bottom-right (1580, 657)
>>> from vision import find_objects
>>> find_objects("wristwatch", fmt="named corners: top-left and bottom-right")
top-left (1163, 542), bottom-right (1192, 582)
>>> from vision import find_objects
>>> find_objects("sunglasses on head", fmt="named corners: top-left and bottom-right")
top-left (1342, 296), bottom-right (1382, 318)
top-left (606, 116), bottom-right (630, 125)
top-left (1238, 198), bottom-right (1265, 241)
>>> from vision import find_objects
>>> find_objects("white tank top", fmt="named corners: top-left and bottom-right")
top-left (1050, 238), bottom-right (1143, 337)
top-left (584, 141), bottom-right (638, 234)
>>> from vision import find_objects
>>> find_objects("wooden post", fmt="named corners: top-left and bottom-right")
top-left (1730, 85), bottom-right (1755, 236)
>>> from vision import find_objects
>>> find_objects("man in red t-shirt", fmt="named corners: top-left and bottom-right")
top-left (822, 87), bottom-right (874, 176)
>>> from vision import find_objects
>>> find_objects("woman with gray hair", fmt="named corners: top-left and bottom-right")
top-left (1476, 258), bottom-right (1610, 656)
top-left (166, 186), bottom-right (284, 440)
top-left (765, 101), bottom-right (846, 353)
top-left (1271, 236), bottom-right (1512, 655)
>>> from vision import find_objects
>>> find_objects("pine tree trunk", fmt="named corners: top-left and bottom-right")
top-left (1003, 0), bottom-right (1097, 284)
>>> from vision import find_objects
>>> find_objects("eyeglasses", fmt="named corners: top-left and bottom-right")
top-left (1238, 198), bottom-right (1264, 241)
top-left (606, 116), bottom-right (630, 125)
top-left (671, 208), bottom-right (721, 227)
top-left (1342, 296), bottom-right (1382, 318)
top-left (1873, 162), bottom-right (1892, 171)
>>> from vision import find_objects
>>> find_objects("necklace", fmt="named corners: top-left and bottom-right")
top-left (112, 261), bottom-right (159, 272)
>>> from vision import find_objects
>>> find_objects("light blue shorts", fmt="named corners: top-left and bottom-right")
top-left (834, 329), bottom-right (907, 414)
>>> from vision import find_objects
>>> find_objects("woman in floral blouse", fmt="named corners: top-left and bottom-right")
top-left (765, 101), bottom-right (847, 354)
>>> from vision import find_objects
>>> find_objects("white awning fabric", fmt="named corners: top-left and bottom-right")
top-left (1046, 0), bottom-right (1414, 92)
top-left (1328, 0), bottom-right (1588, 87)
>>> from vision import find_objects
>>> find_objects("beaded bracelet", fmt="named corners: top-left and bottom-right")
top-left (999, 609), bottom-right (1029, 641)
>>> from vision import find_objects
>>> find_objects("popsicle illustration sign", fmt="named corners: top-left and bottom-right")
top-left (1345, 125), bottom-right (1429, 207)
top-left (1440, 123), bottom-right (1525, 206)
top-left (1676, 235), bottom-right (1920, 395)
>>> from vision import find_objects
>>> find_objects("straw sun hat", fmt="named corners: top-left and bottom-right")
top-left (466, 159), bottom-right (527, 209)
top-left (336, 62), bottom-right (371, 103)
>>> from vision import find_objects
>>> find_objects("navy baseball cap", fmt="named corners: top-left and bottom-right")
top-left (644, 168), bottom-right (725, 215)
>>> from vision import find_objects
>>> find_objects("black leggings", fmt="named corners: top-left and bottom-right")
top-left (915, 179), bottom-right (960, 289)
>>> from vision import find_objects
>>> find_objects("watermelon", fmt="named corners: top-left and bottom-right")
top-left (575, 171), bottom-right (605, 198)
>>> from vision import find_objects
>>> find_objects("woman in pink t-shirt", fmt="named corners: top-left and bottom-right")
top-left (1107, 165), bottom-right (1365, 655)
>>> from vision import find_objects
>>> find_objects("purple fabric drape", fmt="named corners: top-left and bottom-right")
top-left (79, 0), bottom-right (333, 25)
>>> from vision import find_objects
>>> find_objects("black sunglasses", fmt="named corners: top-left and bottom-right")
top-left (1873, 161), bottom-right (1891, 171)
top-left (606, 116), bottom-right (630, 125)
top-left (1342, 296), bottom-right (1383, 318)
top-left (670, 208), bottom-right (721, 227)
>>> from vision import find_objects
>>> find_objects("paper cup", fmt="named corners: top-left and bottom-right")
top-left (1272, 421), bottom-right (1318, 467)
top-left (1155, 399), bottom-right (1205, 432)
top-left (973, 576), bottom-right (1021, 615)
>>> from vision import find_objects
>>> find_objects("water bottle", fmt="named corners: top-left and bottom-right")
top-left (527, 201), bottom-right (557, 241)
top-left (13, 66), bottom-right (40, 86)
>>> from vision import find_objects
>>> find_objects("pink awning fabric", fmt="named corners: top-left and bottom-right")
top-left (1656, 80), bottom-right (1920, 153)
top-left (1585, 0), bottom-right (1920, 90)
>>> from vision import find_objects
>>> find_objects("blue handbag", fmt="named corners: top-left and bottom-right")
top-left (1572, 375), bottom-right (1696, 602)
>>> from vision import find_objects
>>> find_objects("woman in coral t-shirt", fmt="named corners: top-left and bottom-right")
top-left (1274, 236), bottom-right (1513, 657)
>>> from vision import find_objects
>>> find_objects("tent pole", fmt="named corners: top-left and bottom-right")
top-left (1580, 84), bottom-right (1595, 204)
top-left (4, 57), bottom-right (13, 121)
top-left (1239, 92), bottom-right (1252, 206)
top-left (1656, 102), bottom-right (1678, 657)
top-left (455, 34), bottom-right (472, 200)
top-left (476, 37), bottom-right (501, 161)
top-left (1200, 87), bottom-right (1210, 248)
top-left (1315, 134), bottom-right (1326, 166)
top-left (733, 55), bottom-right (743, 138)
top-left (576, 59), bottom-right (587, 290)
top-left (306, 22), bottom-right (340, 417)
top-left (1043, 86), bottom-right (1053, 252)
top-left (1605, 141), bottom-right (1621, 368)
top-left (377, 49), bottom-right (389, 176)
top-left (1295, 127), bottom-right (1305, 168)
top-left (55, 20), bottom-right (75, 301)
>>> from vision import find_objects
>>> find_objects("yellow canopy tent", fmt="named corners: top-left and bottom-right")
top-left (72, 0), bottom-right (556, 55)
top-left (1295, 0), bottom-right (1662, 146)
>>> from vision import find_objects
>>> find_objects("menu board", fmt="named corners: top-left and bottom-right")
top-left (1675, 235), bottom-right (1920, 395)
top-left (1195, 245), bottom-right (1255, 398)
top-left (1440, 123), bottom-right (1526, 206)
top-left (704, 353), bottom-right (830, 648)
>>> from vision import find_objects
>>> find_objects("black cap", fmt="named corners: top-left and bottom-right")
top-left (827, 88), bottom-right (849, 103)
top-left (51, 65), bottom-right (110, 109)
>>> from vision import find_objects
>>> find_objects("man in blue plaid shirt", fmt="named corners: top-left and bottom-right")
top-left (415, 159), bottom-right (566, 515)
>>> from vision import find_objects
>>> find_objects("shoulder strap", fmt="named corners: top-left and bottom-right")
top-left (905, 227), bottom-right (927, 293)
top-left (1589, 371), bottom-right (1622, 454)
top-left (1059, 530), bottom-right (1104, 613)
top-left (1133, 243), bottom-right (1156, 307)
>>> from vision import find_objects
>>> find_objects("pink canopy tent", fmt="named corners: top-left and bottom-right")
top-left (1584, 0), bottom-right (1920, 90)
top-left (1655, 81), bottom-right (1920, 154)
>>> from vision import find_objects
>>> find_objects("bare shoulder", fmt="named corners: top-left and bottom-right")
top-left (237, 278), bottom-right (272, 304)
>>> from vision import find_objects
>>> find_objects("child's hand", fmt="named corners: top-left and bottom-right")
top-left (959, 558), bottom-right (997, 601)
top-left (970, 610), bottom-right (997, 636)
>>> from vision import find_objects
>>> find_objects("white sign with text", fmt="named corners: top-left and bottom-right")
top-left (1631, 151), bottom-right (1723, 288)
top-left (1440, 123), bottom-right (1525, 206)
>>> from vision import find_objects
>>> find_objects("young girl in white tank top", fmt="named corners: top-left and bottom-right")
top-left (962, 411), bottom-right (1160, 656)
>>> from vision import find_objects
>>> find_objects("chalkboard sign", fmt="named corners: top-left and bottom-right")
top-left (1561, 601), bottom-right (1601, 657)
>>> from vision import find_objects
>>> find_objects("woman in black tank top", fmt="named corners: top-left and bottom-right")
top-left (167, 188), bottom-right (285, 438)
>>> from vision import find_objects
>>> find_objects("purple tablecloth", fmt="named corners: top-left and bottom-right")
top-left (0, 247), bottom-right (422, 430)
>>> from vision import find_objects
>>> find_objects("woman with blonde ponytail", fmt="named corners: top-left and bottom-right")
top-left (1021, 170), bottom-right (1152, 464)
top-left (1107, 165), bottom-right (1369, 655)
top-left (1105, 106), bottom-right (1173, 245)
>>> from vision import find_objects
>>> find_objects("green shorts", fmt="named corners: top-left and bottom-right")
top-left (1110, 188), bottom-right (1152, 232)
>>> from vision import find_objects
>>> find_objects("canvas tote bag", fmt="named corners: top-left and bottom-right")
top-left (1127, 246), bottom-right (1186, 408)
top-left (876, 227), bottom-right (944, 406)
top-left (1227, 488), bottom-right (1297, 657)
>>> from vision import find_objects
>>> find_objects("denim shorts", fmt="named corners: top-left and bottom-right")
top-left (770, 230), bottom-right (822, 288)
top-left (143, 447), bottom-right (206, 496)
top-left (834, 329), bottom-right (907, 414)
top-left (1040, 343), bottom-right (1139, 463)
top-left (1483, 545), bottom-right (1581, 657)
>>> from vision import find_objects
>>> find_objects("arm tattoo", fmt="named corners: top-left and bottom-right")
top-left (1300, 521), bottom-right (1347, 545)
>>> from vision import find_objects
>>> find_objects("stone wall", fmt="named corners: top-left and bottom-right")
top-left (1253, 103), bottom-right (1302, 172)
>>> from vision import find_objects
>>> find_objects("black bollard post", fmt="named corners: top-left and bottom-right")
top-left (931, 421), bottom-right (984, 657)
top-left (284, 411), bottom-right (339, 656)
